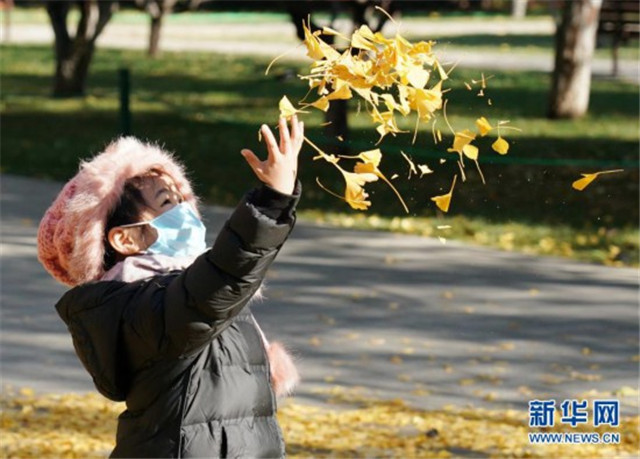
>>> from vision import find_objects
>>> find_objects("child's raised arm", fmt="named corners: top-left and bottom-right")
top-left (161, 117), bottom-right (303, 358)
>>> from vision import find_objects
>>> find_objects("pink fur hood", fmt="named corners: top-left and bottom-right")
top-left (38, 137), bottom-right (200, 286)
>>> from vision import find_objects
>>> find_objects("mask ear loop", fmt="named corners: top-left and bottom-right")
top-left (113, 221), bottom-right (156, 256)
top-left (117, 221), bottom-right (150, 229)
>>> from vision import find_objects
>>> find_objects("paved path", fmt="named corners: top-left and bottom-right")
top-left (4, 18), bottom-right (638, 83)
top-left (1, 174), bottom-right (638, 416)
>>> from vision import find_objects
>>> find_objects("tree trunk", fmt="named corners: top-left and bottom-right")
top-left (144, 0), bottom-right (178, 57)
top-left (325, 100), bottom-right (349, 154)
top-left (548, 0), bottom-right (603, 119)
top-left (53, 40), bottom-right (96, 96)
top-left (46, 1), bottom-right (114, 98)
top-left (511, 0), bottom-right (528, 18)
top-left (149, 14), bottom-right (163, 57)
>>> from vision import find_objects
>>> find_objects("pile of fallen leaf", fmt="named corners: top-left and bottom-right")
top-left (2, 388), bottom-right (638, 458)
top-left (272, 11), bottom-right (623, 214)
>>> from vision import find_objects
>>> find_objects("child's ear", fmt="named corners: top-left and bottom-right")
top-left (107, 227), bottom-right (147, 256)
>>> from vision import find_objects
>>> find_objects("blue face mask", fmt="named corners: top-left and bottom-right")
top-left (124, 202), bottom-right (207, 258)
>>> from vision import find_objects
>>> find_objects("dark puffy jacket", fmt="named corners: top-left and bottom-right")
top-left (55, 184), bottom-right (300, 458)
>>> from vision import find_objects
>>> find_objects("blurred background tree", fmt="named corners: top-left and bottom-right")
top-left (46, 0), bottom-right (116, 97)
top-left (548, 0), bottom-right (602, 119)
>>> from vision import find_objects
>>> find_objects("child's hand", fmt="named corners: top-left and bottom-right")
top-left (241, 115), bottom-right (304, 195)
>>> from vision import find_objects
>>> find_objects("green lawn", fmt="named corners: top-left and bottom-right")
top-left (1, 45), bottom-right (638, 266)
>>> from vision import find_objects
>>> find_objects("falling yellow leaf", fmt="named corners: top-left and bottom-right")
top-left (462, 144), bottom-right (479, 161)
top-left (572, 169), bottom-right (624, 191)
top-left (492, 137), bottom-right (509, 155)
top-left (310, 96), bottom-right (330, 112)
top-left (279, 96), bottom-right (307, 119)
top-left (418, 164), bottom-right (433, 177)
top-left (447, 130), bottom-right (476, 159)
top-left (475, 117), bottom-right (493, 136)
top-left (342, 149), bottom-right (409, 213)
top-left (431, 175), bottom-right (457, 213)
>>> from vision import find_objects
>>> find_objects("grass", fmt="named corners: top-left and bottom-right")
top-left (1, 44), bottom-right (638, 266)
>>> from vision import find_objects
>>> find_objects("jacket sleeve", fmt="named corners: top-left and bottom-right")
top-left (162, 182), bottom-right (300, 358)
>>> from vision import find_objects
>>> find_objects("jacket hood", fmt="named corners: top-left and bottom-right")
top-left (56, 281), bottom-right (136, 401)
top-left (38, 136), bottom-right (200, 287)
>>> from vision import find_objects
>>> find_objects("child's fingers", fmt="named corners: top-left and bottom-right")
top-left (290, 115), bottom-right (299, 145)
top-left (261, 124), bottom-right (280, 161)
top-left (279, 117), bottom-right (291, 155)
top-left (241, 149), bottom-right (264, 176)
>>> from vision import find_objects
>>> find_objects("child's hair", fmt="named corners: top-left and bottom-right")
top-left (37, 137), bottom-right (200, 286)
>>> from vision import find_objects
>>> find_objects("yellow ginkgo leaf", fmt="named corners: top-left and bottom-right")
top-left (572, 174), bottom-right (598, 191)
top-left (358, 149), bottom-right (382, 167)
top-left (351, 25), bottom-right (378, 51)
top-left (354, 160), bottom-right (409, 213)
top-left (447, 129), bottom-right (476, 156)
top-left (326, 82), bottom-right (352, 101)
top-left (279, 96), bottom-right (306, 119)
top-left (302, 21), bottom-right (325, 61)
top-left (492, 137), bottom-right (509, 155)
top-left (431, 175), bottom-right (457, 213)
top-left (572, 169), bottom-right (623, 191)
top-left (435, 60), bottom-right (449, 81)
top-left (475, 117), bottom-right (493, 136)
top-left (310, 96), bottom-right (330, 112)
top-left (462, 144), bottom-right (479, 161)
top-left (342, 169), bottom-right (379, 210)
top-left (406, 66), bottom-right (430, 89)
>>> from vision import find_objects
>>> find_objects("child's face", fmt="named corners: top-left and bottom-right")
top-left (107, 171), bottom-right (185, 256)
top-left (135, 172), bottom-right (185, 221)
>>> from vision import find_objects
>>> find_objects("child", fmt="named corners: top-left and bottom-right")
top-left (37, 116), bottom-right (304, 458)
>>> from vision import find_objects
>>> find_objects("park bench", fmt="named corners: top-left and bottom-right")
top-left (597, 0), bottom-right (639, 75)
